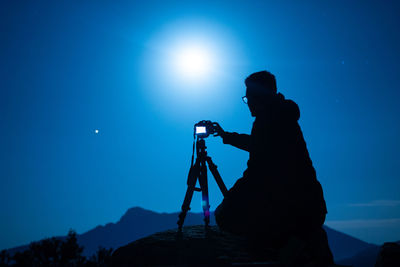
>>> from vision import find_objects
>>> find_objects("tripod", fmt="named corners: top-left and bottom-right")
top-left (177, 138), bottom-right (228, 231)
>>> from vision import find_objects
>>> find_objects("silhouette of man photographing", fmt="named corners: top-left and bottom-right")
top-left (213, 71), bottom-right (334, 265)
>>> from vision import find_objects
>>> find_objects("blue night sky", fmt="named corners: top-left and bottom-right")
top-left (1, 0), bottom-right (400, 250)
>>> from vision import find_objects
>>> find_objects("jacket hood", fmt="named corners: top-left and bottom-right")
top-left (261, 93), bottom-right (300, 122)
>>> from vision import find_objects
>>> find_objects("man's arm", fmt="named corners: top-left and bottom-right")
top-left (222, 132), bottom-right (251, 152)
top-left (213, 122), bottom-right (250, 152)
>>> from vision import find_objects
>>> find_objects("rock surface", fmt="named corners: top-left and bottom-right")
top-left (375, 241), bottom-right (400, 267)
top-left (112, 225), bottom-right (281, 266)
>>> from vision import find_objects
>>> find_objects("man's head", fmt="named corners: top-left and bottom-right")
top-left (244, 71), bottom-right (277, 116)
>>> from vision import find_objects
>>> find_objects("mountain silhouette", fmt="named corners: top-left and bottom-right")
top-left (77, 207), bottom-right (216, 257)
top-left (7, 207), bottom-right (377, 263)
top-left (337, 245), bottom-right (380, 267)
top-left (323, 225), bottom-right (378, 261)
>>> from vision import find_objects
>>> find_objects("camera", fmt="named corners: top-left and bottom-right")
top-left (194, 120), bottom-right (216, 138)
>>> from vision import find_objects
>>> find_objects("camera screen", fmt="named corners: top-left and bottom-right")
top-left (195, 126), bottom-right (207, 134)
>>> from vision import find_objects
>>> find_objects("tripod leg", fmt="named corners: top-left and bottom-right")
top-left (177, 160), bottom-right (200, 231)
top-left (206, 156), bottom-right (228, 197)
top-left (198, 160), bottom-right (211, 227)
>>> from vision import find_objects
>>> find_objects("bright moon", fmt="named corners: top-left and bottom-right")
top-left (175, 46), bottom-right (211, 78)
top-left (172, 43), bottom-right (214, 82)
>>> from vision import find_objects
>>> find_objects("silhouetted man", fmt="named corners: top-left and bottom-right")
top-left (214, 71), bottom-right (333, 265)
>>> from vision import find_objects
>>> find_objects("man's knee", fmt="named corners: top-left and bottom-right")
top-left (214, 203), bottom-right (223, 227)
top-left (215, 201), bottom-right (232, 230)
top-left (215, 199), bottom-right (244, 233)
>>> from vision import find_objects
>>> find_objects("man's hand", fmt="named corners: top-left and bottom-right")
top-left (212, 122), bottom-right (226, 138)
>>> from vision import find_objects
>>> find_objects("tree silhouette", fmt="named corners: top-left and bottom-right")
top-left (5, 230), bottom-right (112, 267)
top-left (29, 237), bottom-right (62, 266)
top-left (0, 250), bottom-right (11, 267)
top-left (60, 230), bottom-right (85, 266)
top-left (12, 249), bottom-right (33, 267)
top-left (86, 247), bottom-right (113, 267)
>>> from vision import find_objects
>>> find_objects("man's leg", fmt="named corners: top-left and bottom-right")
top-left (215, 178), bottom-right (252, 234)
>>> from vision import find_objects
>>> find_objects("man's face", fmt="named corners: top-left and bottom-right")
top-left (245, 85), bottom-right (276, 117)
top-left (245, 91), bottom-right (266, 117)
top-left (246, 95), bottom-right (257, 117)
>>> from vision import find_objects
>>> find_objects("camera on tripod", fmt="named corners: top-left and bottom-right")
top-left (178, 120), bottom-right (228, 230)
top-left (194, 120), bottom-right (216, 138)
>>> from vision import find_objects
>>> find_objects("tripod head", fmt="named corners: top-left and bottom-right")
top-left (194, 120), bottom-right (217, 139)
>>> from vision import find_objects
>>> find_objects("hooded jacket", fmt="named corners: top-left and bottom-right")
top-left (222, 93), bottom-right (327, 227)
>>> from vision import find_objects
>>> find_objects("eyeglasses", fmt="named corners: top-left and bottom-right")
top-left (242, 96), bottom-right (248, 104)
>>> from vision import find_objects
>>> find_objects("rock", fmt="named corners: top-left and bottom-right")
top-left (112, 225), bottom-right (281, 266)
top-left (375, 241), bottom-right (400, 267)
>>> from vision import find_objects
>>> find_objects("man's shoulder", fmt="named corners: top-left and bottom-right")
top-left (280, 99), bottom-right (300, 121)
top-left (255, 98), bottom-right (300, 125)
